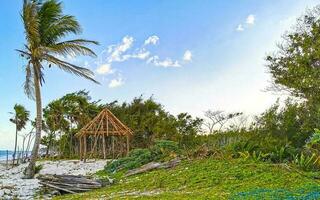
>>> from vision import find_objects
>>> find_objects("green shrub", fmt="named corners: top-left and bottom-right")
top-left (104, 140), bottom-right (181, 173)
top-left (35, 164), bottom-right (43, 174)
top-left (151, 140), bottom-right (180, 161)
top-left (306, 129), bottom-right (320, 150)
top-left (293, 153), bottom-right (320, 171)
top-left (105, 148), bottom-right (153, 173)
top-left (229, 140), bottom-right (258, 158)
top-left (268, 145), bottom-right (298, 163)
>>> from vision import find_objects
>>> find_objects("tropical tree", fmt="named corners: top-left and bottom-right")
top-left (266, 6), bottom-right (320, 102)
top-left (18, 0), bottom-right (99, 178)
top-left (10, 104), bottom-right (30, 165)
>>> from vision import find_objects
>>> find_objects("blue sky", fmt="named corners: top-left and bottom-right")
top-left (0, 0), bottom-right (319, 149)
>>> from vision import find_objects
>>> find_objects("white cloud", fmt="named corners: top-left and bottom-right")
top-left (96, 63), bottom-right (113, 75)
top-left (236, 24), bottom-right (244, 31)
top-left (108, 77), bottom-right (124, 88)
top-left (148, 56), bottom-right (181, 68)
top-left (98, 35), bottom-right (187, 73)
top-left (107, 36), bottom-right (134, 62)
top-left (183, 50), bottom-right (192, 61)
top-left (123, 48), bottom-right (150, 60)
top-left (246, 14), bottom-right (255, 25)
top-left (144, 35), bottom-right (159, 45)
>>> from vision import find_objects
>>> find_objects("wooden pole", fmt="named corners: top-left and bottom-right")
top-left (126, 135), bottom-right (130, 156)
top-left (84, 136), bottom-right (87, 162)
top-left (102, 134), bottom-right (106, 159)
top-left (112, 136), bottom-right (115, 159)
top-left (79, 137), bottom-right (82, 161)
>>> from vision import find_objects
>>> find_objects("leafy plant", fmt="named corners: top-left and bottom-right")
top-left (105, 149), bottom-right (153, 173)
top-left (35, 164), bottom-right (43, 174)
top-left (238, 151), bottom-right (269, 162)
top-left (293, 153), bottom-right (320, 171)
top-left (104, 140), bottom-right (181, 173)
top-left (151, 140), bottom-right (180, 161)
top-left (306, 129), bottom-right (320, 150)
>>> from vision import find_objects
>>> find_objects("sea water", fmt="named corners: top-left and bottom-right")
top-left (0, 150), bottom-right (29, 161)
top-left (0, 150), bottom-right (12, 161)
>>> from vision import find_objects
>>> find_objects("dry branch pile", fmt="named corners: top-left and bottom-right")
top-left (38, 174), bottom-right (103, 194)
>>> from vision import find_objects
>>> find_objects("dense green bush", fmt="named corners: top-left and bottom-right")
top-left (293, 153), bottom-right (320, 171)
top-left (105, 149), bottom-right (153, 173)
top-left (151, 140), bottom-right (180, 161)
top-left (104, 140), bottom-right (181, 173)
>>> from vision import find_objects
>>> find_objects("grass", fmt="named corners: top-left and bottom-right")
top-left (54, 158), bottom-right (320, 200)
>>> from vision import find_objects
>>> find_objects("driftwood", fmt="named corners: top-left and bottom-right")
top-left (38, 174), bottom-right (103, 194)
top-left (125, 158), bottom-right (181, 177)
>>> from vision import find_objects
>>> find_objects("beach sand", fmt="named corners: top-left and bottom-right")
top-left (0, 159), bottom-right (107, 199)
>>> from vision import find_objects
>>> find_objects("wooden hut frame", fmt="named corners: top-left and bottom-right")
top-left (75, 108), bottom-right (133, 161)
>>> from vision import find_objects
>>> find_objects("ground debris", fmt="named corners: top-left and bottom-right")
top-left (38, 174), bottom-right (103, 194)
top-left (125, 158), bottom-right (181, 177)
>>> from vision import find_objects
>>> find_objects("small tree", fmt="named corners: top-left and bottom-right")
top-left (203, 110), bottom-right (242, 134)
top-left (10, 104), bottom-right (30, 165)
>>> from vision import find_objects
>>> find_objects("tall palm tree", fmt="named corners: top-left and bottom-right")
top-left (18, 0), bottom-right (99, 178)
top-left (10, 104), bottom-right (30, 165)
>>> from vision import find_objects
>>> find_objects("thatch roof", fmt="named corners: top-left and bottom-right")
top-left (75, 108), bottom-right (133, 138)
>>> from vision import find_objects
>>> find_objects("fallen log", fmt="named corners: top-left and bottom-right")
top-left (40, 182), bottom-right (76, 194)
top-left (125, 158), bottom-right (181, 177)
top-left (38, 174), bottom-right (103, 194)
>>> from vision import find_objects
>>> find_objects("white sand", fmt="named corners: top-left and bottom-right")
top-left (0, 160), bottom-right (107, 199)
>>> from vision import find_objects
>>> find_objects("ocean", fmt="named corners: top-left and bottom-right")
top-left (0, 150), bottom-right (12, 161)
top-left (0, 150), bottom-right (29, 161)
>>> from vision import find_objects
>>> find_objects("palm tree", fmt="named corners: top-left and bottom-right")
top-left (18, 0), bottom-right (99, 178)
top-left (10, 104), bottom-right (30, 165)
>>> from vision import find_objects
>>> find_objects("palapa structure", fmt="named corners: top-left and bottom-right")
top-left (75, 108), bottom-right (133, 161)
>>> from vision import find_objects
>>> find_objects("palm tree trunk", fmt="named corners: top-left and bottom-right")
top-left (25, 67), bottom-right (42, 178)
top-left (12, 119), bottom-right (18, 166)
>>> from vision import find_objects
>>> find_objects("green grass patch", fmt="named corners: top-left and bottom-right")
top-left (54, 158), bottom-right (320, 199)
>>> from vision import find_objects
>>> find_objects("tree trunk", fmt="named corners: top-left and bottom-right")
top-left (25, 131), bottom-right (33, 161)
top-left (25, 67), bottom-right (42, 179)
top-left (46, 140), bottom-right (50, 158)
top-left (12, 119), bottom-right (18, 166)
top-left (21, 136), bottom-right (26, 162)
top-left (46, 132), bottom-right (54, 158)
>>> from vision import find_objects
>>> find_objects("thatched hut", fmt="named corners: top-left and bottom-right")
top-left (75, 108), bottom-right (133, 161)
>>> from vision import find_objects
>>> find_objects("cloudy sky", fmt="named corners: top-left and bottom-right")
top-left (0, 0), bottom-right (319, 149)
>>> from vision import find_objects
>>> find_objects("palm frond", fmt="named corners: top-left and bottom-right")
top-left (38, 0), bottom-right (82, 45)
top-left (44, 54), bottom-right (99, 84)
top-left (16, 49), bottom-right (31, 58)
top-left (22, 0), bottom-right (40, 47)
top-left (45, 41), bottom-right (98, 57)
top-left (24, 62), bottom-right (35, 100)
top-left (57, 39), bottom-right (99, 46)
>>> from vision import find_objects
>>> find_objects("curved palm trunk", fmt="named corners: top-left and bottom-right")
top-left (25, 67), bottom-right (42, 178)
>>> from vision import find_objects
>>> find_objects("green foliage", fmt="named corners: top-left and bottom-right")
top-left (268, 145), bottom-right (297, 163)
top-left (10, 104), bottom-right (30, 131)
top-left (230, 140), bottom-right (259, 156)
top-left (293, 153), bottom-right (320, 171)
top-left (306, 129), bottom-right (320, 150)
top-left (255, 99), bottom-right (311, 148)
top-left (266, 6), bottom-right (320, 102)
top-left (151, 140), bottom-right (180, 161)
top-left (56, 158), bottom-right (320, 200)
top-left (105, 148), bottom-right (153, 173)
top-left (42, 90), bottom-right (103, 157)
top-left (238, 151), bottom-right (270, 162)
top-left (35, 164), bottom-right (43, 174)
top-left (104, 140), bottom-right (180, 173)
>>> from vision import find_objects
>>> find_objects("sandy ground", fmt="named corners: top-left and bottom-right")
top-left (0, 160), bottom-right (107, 199)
